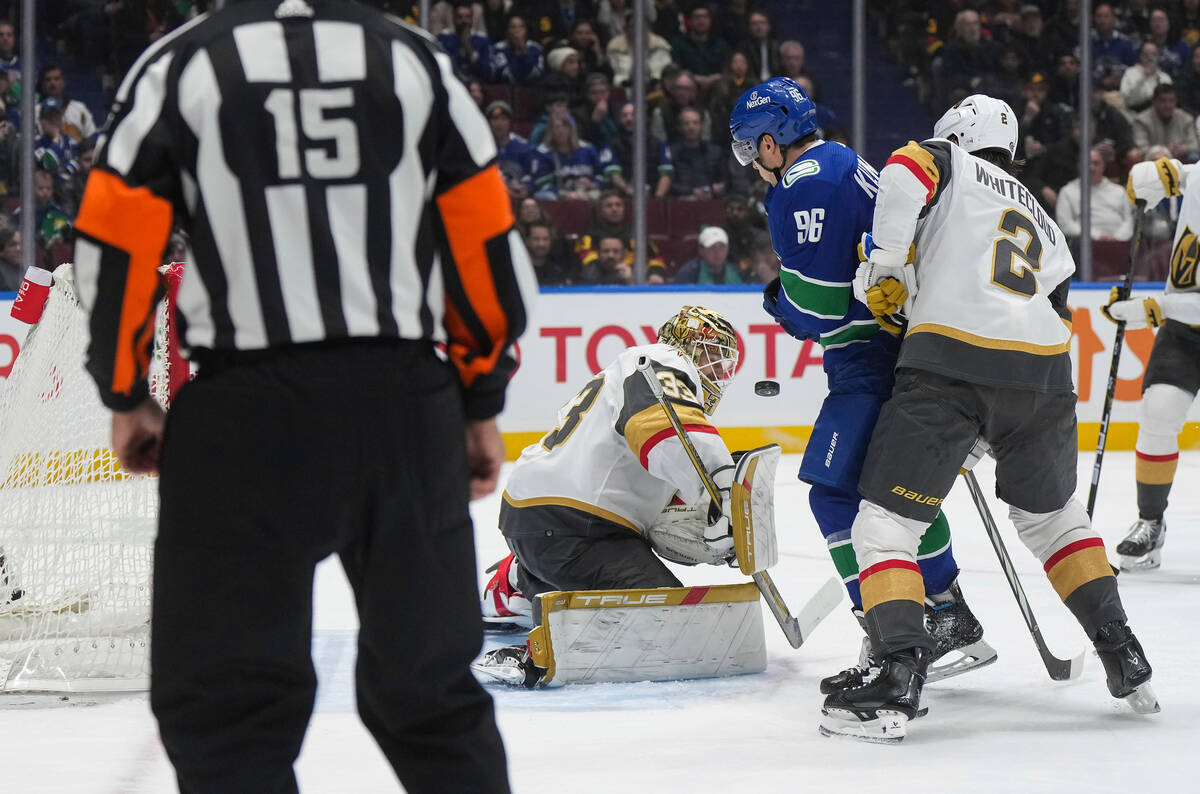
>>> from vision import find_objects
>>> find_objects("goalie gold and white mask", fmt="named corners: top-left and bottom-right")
top-left (657, 306), bottom-right (740, 413)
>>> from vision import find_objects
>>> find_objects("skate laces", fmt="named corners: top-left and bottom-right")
top-left (1126, 519), bottom-right (1163, 547)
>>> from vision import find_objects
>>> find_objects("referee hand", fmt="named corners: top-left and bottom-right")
top-left (465, 418), bottom-right (505, 500)
top-left (112, 398), bottom-right (166, 475)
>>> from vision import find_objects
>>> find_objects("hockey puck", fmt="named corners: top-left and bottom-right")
top-left (754, 380), bottom-right (780, 397)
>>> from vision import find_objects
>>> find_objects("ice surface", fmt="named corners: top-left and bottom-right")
top-left (3, 453), bottom-right (1196, 791)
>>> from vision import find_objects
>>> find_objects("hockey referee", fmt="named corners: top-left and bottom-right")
top-left (73, 1), bottom-right (535, 791)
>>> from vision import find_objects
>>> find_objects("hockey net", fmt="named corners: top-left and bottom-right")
top-left (0, 262), bottom-right (185, 693)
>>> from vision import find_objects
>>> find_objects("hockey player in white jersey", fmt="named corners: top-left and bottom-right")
top-left (820, 95), bottom-right (1157, 742)
top-left (1103, 156), bottom-right (1200, 570)
top-left (475, 306), bottom-right (743, 686)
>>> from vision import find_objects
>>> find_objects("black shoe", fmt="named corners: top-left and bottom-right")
top-left (1094, 621), bottom-right (1152, 699)
top-left (819, 647), bottom-right (932, 743)
top-left (819, 609), bottom-right (879, 695)
top-left (1117, 518), bottom-right (1166, 572)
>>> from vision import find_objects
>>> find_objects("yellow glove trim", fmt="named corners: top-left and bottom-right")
top-left (865, 277), bottom-right (908, 317)
top-left (1145, 297), bottom-right (1164, 328)
top-left (1101, 285), bottom-right (1123, 324)
top-left (1157, 157), bottom-right (1182, 199)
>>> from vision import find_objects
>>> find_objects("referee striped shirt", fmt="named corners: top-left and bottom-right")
top-left (74, 0), bottom-right (537, 418)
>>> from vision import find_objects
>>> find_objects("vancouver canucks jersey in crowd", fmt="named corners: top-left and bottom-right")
top-left (764, 139), bottom-right (883, 370)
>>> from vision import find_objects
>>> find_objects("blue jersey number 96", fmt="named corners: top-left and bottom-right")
top-left (794, 208), bottom-right (824, 244)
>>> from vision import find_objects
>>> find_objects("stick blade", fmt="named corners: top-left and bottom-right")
top-left (787, 577), bottom-right (843, 649)
top-left (1041, 643), bottom-right (1086, 681)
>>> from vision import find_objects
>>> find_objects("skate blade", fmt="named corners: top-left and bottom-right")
top-left (927, 639), bottom-right (999, 683)
top-left (1123, 683), bottom-right (1161, 714)
top-left (1118, 550), bottom-right (1162, 572)
top-left (818, 708), bottom-right (909, 744)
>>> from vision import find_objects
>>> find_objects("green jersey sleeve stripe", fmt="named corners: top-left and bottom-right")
top-left (780, 270), bottom-right (851, 319)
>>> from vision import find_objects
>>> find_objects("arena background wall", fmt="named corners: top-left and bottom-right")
top-left (0, 284), bottom-right (1193, 460)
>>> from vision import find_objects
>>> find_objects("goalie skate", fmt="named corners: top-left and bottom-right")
top-left (481, 553), bottom-right (534, 632)
top-left (471, 645), bottom-right (544, 688)
top-left (1116, 518), bottom-right (1165, 572)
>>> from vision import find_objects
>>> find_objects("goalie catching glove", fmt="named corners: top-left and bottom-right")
top-left (1101, 285), bottom-right (1164, 329)
top-left (853, 233), bottom-right (917, 334)
top-left (647, 465), bottom-right (736, 566)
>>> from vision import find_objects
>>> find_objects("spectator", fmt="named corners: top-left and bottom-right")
top-left (33, 99), bottom-right (79, 188)
top-left (515, 196), bottom-right (551, 238)
top-left (481, 0), bottom-right (509, 41)
top-left (541, 46), bottom-right (586, 109)
top-left (587, 234), bottom-right (634, 284)
top-left (1007, 4), bottom-right (1055, 78)
top-left (1132, 83), bottom-right (1199, 161)
top-left (741, 232), bottom-right (780, 284)
top-left (487, 101), bottom-right (533, 200)
top-left (722, 193), bottom-right (765, 268)
top-left (0, 21), bottom-right (18, 73)
top-left (608, 11), bottom-right (673, 88)
top-left (437, 1), bottom-right (492, 80)
top-left (1116, 0), bottom-right (1152, 43)
top-left (1176, 45), bottom-right (1200, 116)
top-left (1092, 81), bottom-right (1138, 168)
top-left (1051, 51), bottom-right (1082, 107)
top-left (778, 40), bottom-right (807, 81)
top-left (0, 227), bottom-right (21, 289)
top-left (1046, 0), bottom-right (1084, 56)
top-left (568, 19), bottom-right (612, 82)
top-left (605, 101), bottom-right (673, 197)
top-left (737, 9), bottom-right (782, 82)
top-left (575, 190), bottom-right (668, 281)
top-left (1184, 0), bottom-right (1200, 50)
top-left (524, 220), bottom-right (578, 286)
top-left (1092, 3), bottom-right (1137, 71)
top-left (63, 138), bottom-right (96, 217)
top-left (650, 70), bottom-right (711, 144)
top-left (37, 64), bottom-right (96, 143)
top-left (13, 169), bottom-right (72, 248)
top-left (1121, 41), bottom-right (1173, 114)
top-left (1027, 118), bottom-right (1084, 212)
top-left (529, 110), bottom-right (606, 200)
top-left (939, 9), bottom-right (1003, 100)
top-left (716, 0), bottom-right (752, 48)
top-left (674, 226), bottom-right (742, 284)
top-left (670, 5), bottom-right (731, 90)
top-left (1144, 8), bottom-right (1191, 78)
top-left (105, 0), bottom-right (185, 78)
top-left (793, 75), bottom-right (838, 136)
top-left (1020, 72), bottom-right (1072, 162)
top-left (0, 109), bottom-right (17, 198)
top-left (490, 14), bottom-right (544, 84)
top-left (667, 106), bottom-right (726, 200)
top-left (596, 0), bottom-right (653, 43)
top-left (1055, 146), bottom-right (1134, 247)
top-left (991, 48), bottom-right (1027, 110)
top-left (532, 0), bottom-right (599, 48)
top-left (708, 51), bottom-right (752, 151)
top-left (571, 73), bottom-right (619, 150)
top-left (465, 76), bottom-right (486, 111)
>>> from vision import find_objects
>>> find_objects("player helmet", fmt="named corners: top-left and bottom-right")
top-left (933, 94), bottom-right (1018, 161)
top-left (657, 306), bottom-right (740, 414)
top-left (728, 77), bottom-right (818, 166)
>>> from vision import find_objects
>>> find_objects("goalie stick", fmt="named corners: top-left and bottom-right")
top-left (962, 471), bottom-right (1085, 681)
top-left (635, 355), bottom-right (841, 649)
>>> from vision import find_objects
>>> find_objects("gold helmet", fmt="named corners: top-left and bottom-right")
top-left (657, 306), bottom-right (740, 413)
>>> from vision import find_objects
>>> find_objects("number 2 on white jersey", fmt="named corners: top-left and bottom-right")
top-left (990, 208), bottom-right (1043, 297)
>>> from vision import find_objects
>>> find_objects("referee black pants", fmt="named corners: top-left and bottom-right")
top-left (150, 341), bottom-right (509, 794)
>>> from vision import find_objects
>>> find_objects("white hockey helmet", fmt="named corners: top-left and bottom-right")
top-left (933, 94), bottom-right (1018, 161)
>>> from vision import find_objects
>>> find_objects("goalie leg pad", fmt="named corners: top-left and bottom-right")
top-left (527, 583), bottom-right (766, 686)
top-left (730, 444), bottom-right (781, 574)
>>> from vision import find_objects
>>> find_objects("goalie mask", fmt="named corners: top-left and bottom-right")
top-left (657, 306), bottom-right (740, 414)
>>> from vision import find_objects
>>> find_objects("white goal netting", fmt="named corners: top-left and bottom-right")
top-left (0, 263), bottom-right (182, 693)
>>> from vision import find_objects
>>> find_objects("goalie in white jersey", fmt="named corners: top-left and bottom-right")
top-left (819, 95), bottom-right (1157, 742)
top-left (475, 306), bottom-right (743, 686)
top-left (1103, 156), bottom-right (1200, 571)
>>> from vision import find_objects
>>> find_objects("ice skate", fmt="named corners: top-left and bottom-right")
top-left (819, 647), bottom-right (931, 744)
top-left (1094, 621), bottom-right (1159, 714)
top-left (471, 645), bottom-right (544, 688)
top-left (0, 549), bottom-right (22, 605)
top-left (820, 609), bottom-right (880, 694)
top-left (481, 553), bottom-right (534, 632)
top-left (1116, 518), bottom-right (1166, 572)
top-left (924, 577), bottom-right (997, 682)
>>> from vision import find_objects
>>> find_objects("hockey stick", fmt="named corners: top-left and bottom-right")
top-left (1087, 200), bottom-right (1146, 518)
top-left (962, 471), bottom-right (1085, 681)
top-left (635, 355), bottom-right (841, 648)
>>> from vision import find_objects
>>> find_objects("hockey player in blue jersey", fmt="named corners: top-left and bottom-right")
top-left (729, 77), bottom-right (995, 687)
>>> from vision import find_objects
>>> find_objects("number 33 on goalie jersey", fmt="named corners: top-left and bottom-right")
top-left (871, 139), bottom-right (1077, 391)
top-left (501, 345), bottom-right (733, 535)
